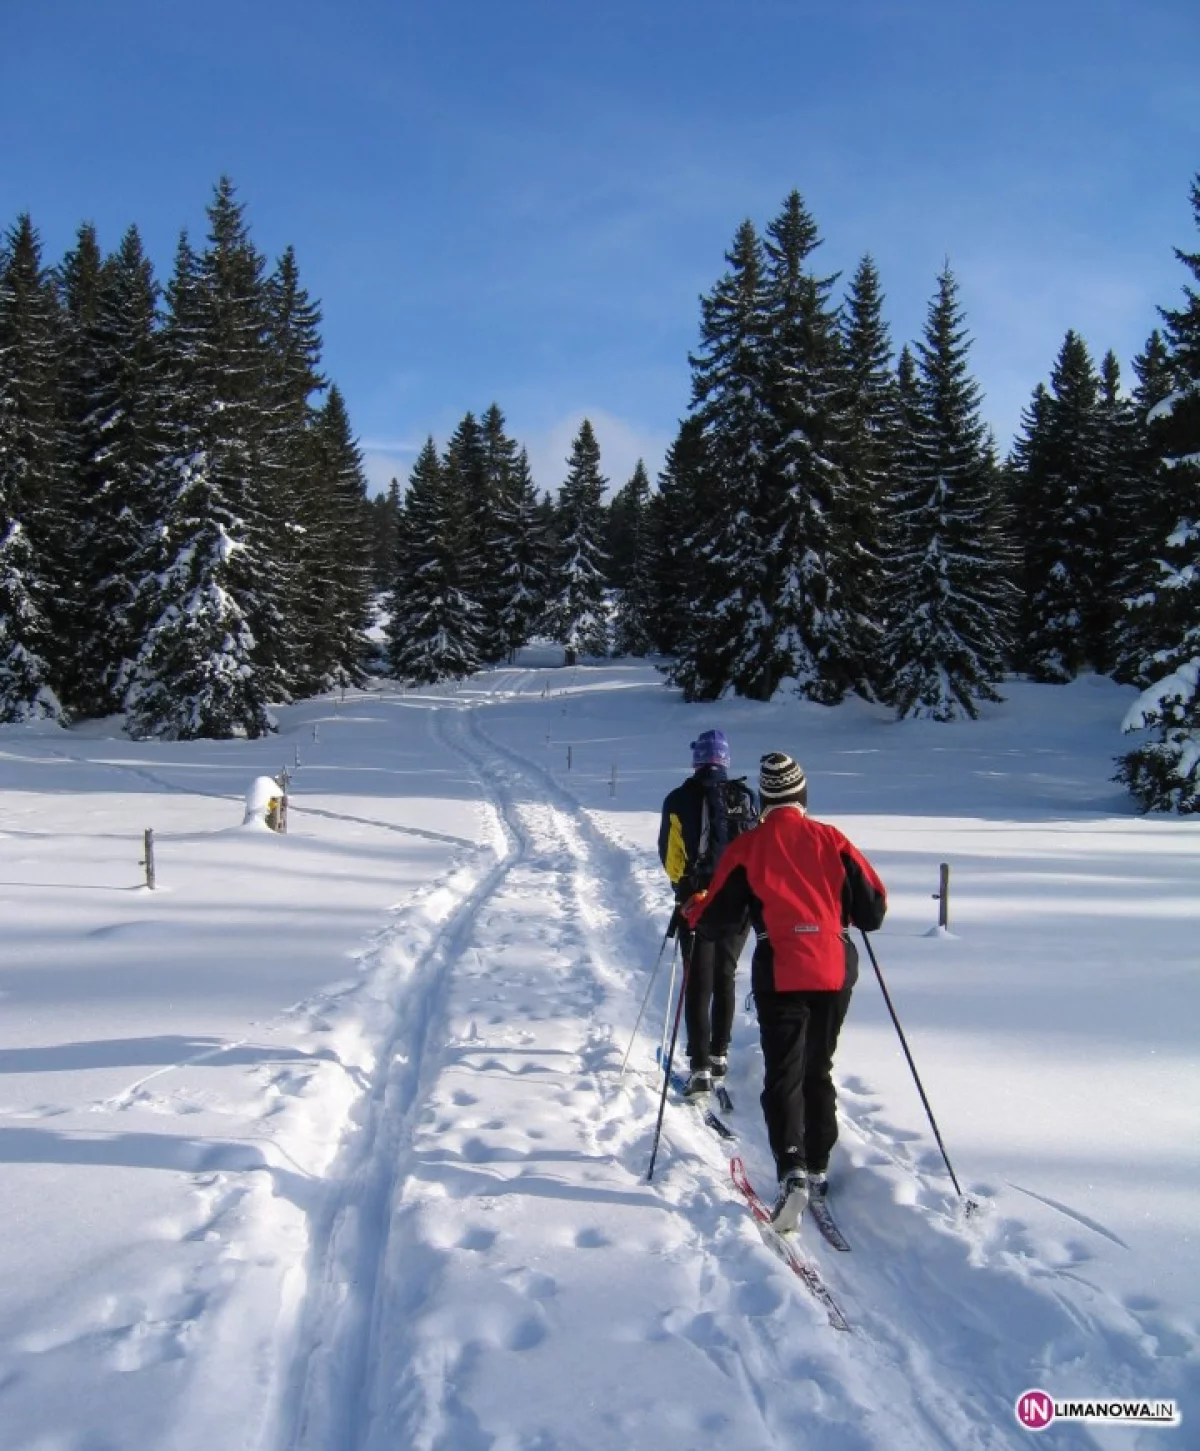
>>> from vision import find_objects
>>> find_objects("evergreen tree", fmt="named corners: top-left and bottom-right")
top-left (441, 410), bottom-right (490, 640)
top-left (197, 178), bottom-right (289, 699)
top-left (1117, 175), bottom-right (1200, 811)
top-left (264, 243), bottom-right (326, 692)
top-left (370, 479), bottom-right (402, 591)
top-left (837, 253), bottom-right (895, 692)
top-left (670, 219), bottom-right (771, 700)
top-left (1111, 331), bottom-right (1176, 682)
top-left (57, 225), bottom-right (106, 603)
top-left (606, 459), bottom-right (648, 591)
top-left (124, 452), bottom-right (271, 740)
top-left (1093, 348), bottom-right (1140, 673)
top-left (648, 416), bottom-right (709, 659)
top-left (612, 460), bottom-right (656, 656)
top-left (64, 225), bottom-right (167, 714)
top-left (548, 419), bottom-right (609, 661)
top-left (492, 446), bottom-right (548, 661)
top-left (386, 437), bottom-right (480, 682)
top-left (476, 403), bottom-right (525, 661)
top-left (125, 201), bottom-right (274, 741)
top-left (758, 191), bottom-right (860, 703)
top-left (882, 269), bottom-right (1015, 720)
top-left (1013, 331), bottom-right (1111, 680)
top-left (301, 385), bottom-right (373, 690)
top-left (0, 214), bottom-right (64, 720)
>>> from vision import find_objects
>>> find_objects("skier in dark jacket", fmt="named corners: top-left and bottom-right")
top-left (658, 730), bottom-right (758, 1097)
top-left (684, 751), bottom-right (886, 1230)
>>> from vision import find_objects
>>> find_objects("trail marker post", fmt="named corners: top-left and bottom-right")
top-left (933, 863), bottom-right (951, 929)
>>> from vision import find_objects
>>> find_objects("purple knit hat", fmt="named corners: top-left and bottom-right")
top-left (690, 729), bottom-right (731, 769)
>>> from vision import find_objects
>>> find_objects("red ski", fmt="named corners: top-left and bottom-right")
top-left (730, 1156), bottom-right (851, 1332)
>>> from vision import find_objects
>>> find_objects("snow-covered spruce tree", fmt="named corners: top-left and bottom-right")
top-left (758, 192), bottom-right (866, 703)
top-left (547, 419), bottom-right (610, 661)
top-left (606, 457), bottom-right (647, 591)
top-left (612, 460), bottom-right (656, 656)
top-left (476, 404), bottom-right (528, 662)
top-left (1092, 349), bottom-right (1143, 674)
top-left (56, 221), bottom-right (106, 705)
top-left (1116, 176), bottom-right (1200, 811)
top-left (1011, 331), bottom-right (1112, 680)
top-left (882, 269), bottom-right (1016, 720)
top-left (648, 416), bottom-right (709, 659)
top-left (1110, 331), bottom-right (1177, 684)
top-left (369, 478), bottom-right (402, 592)
top-left (302, 385), bottom-right (373, 690)
top-left (386, 437), bottom-right (481, 683)
top-left (492, 446), bottom-right (549, 662)
top-left (198, 179), bottom-right (293, 702)
top-left (440, 410), bottom-right (492, 645)
top-left (831, 252), bottom-right (894, 696)
top-left (670, 219), bottom-right (772, 701)
top-left (262, 243), bottom-right (327, 695)
top-left (61, 224), bottom-right (168, 715)
top-left (0, 215), bottom-right (65, 721)
top-left (125, 219), bottom-right (273, 741)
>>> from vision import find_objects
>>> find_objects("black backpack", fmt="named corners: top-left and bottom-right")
top-left (694, 776), bottom-right (759, 884)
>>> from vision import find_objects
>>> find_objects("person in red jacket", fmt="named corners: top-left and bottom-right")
top-left (683, 751), bottom-right (887, 1231)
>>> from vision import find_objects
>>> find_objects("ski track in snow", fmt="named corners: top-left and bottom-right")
top-left (259, 670), bottom-right (1153, 1451)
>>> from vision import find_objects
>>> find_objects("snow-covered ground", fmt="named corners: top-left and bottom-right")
top-left (0, 656), bottom-right (1196, 1450)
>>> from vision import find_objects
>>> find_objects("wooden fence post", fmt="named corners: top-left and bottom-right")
top-left (142, 828), bottom-right (156, 890)
top-left (933, 862), bottom-right (950, 929)
top-left (276, 768), bottom-right (290, 835)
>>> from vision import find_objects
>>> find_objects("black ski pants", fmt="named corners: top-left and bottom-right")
top-left (679, 923), bottom-right (748, 1070)
top-left (754, 981), bottom-right (853, 1178)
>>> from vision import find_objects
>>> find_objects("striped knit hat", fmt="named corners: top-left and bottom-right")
top-left (759, 752), bottom-right (807, 808)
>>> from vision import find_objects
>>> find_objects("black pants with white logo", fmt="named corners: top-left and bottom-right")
top-left (754, 979), bottom-right (853, 1177)
top-left (679, 924), bottom-right (748, 1070)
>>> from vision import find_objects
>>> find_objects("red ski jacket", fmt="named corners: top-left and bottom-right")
top-left (685, 805), bottom-right (887, 993)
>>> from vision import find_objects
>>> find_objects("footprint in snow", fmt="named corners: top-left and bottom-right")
top-left (574, 1227), bottom-right (610, 1249)
top-left (457, 1226), bottom-right (497, 1252)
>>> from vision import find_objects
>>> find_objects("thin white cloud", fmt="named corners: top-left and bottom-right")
top-left (522, 408), bottom-right (671, 497)
top-left (362, 450), bottom-right (409, 497)
top-left (360, 437), bottom-right (423, 455)
top-left (953, 243), bottom-right (1174, 451)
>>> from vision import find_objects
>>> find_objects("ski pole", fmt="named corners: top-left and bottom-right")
top-left (646, 935), bottom-right (692, 1182)
top-left (619, 921), bottom-right (676, 1079)
top-left (859, 931), bottom-right (977, 1214)
top-left (657, 924), bottom-right (682, 1072)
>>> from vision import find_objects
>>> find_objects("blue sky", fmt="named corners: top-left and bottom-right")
top-left (5, 0), bottom-right (1198, 494)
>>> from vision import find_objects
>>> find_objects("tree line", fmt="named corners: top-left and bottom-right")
top-left (2, 174), bottom-right (1197, 809)
top-left (0, 177), bottom-right (372, 739)
top-left (366, 181), bottom-right (1200, 811)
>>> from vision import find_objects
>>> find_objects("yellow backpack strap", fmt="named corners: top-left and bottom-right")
top-left (664, 812), bottom-right (688, 885)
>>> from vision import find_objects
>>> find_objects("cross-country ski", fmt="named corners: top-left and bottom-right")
top-left (730, 1156), bottom-right (852, 1331)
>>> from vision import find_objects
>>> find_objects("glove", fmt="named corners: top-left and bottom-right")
top-left (681, 889), bottom-right (709, 929)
